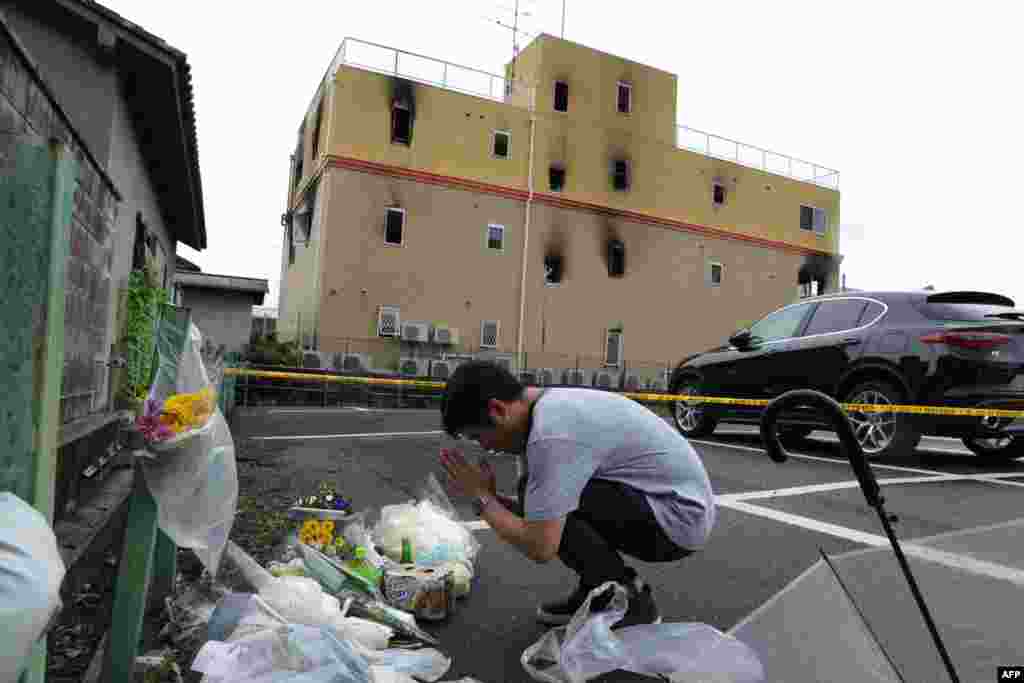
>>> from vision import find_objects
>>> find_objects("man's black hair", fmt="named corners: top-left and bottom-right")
top-left (441, 360), bottom-right (524, 437)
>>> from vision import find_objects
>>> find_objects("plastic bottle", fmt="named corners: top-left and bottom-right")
top-left (345, 546), bottom-right (383, 587)
top-left (400, 536), bottom-right (413, 564)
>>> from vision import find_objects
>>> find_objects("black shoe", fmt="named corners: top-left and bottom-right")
top-left (536, 582), bottom-right (598, 626)
top-left (536, 571), bottom-right (661, 628)
top-left (611, 577), bottom-right (661, 630)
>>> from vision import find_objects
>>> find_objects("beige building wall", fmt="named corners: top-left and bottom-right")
top-left (314, 166), bottom-right (808, 368)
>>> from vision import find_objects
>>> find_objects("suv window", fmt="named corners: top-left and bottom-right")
top-left (748, 303), bottom-right (814, 343)
top-left (803, 299), bottom-right (869, 336)
top-left (858, 301), bottom-right (885, 326)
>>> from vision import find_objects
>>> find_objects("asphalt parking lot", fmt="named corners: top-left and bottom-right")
top-left (233, 405), bottom-right (1024, 682)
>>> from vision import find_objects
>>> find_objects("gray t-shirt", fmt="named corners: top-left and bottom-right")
top-left (522, 388), bottom-right (716, 550)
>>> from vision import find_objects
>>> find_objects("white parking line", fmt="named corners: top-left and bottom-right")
top-left (689, 438), bottom-right (953, 476)
top-left (252, 430), bottom-right (443, 441)
top-left (719, 472), bottom-right (1024, 502)
top-left (716, 498), bottom-right (1024, 587)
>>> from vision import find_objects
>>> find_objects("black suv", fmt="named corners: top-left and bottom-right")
top-left (669, 290), bottom-right (1024, 460)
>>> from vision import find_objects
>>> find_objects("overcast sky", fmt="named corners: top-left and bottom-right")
top-left (105, 0), bottom-right (1023, 310)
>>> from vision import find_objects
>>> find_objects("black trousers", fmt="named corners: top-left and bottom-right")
top-left (510, 476), bottom-right (692, 589)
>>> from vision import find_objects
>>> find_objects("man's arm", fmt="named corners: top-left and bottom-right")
top-left (478, 498), bottom-right (566, 564)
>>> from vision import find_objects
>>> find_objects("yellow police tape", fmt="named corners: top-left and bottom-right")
top-left (224, 368), bottom-right (1024, 419)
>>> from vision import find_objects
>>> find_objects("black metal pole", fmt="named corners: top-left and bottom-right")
top-left (760, 389), bottom-right (960, 683)
top-left (875, 508), bottom-right (960, 682)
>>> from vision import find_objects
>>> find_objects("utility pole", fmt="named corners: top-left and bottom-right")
top-left (561, 0), bottom-right (566, 38)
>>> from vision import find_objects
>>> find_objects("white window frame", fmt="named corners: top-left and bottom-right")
top-left (605, 329), bottom-right (622, 367)
top-left (492, 130), bottom-right (511, 160)
top-left (800, 204), bottom-right (828, 236)
top-left (616, 81), bottom-right (632, 114)
top-left (486, 223), bottom-right (505, 252)
top-left (384, 207), bottom-right (405, 246)
top-left (480, 320), bottom-right (499, 349)
top-left (553, 80), bottom-right (569, 113)
top-left (708, 260), bottom-right (723, 287)
top-left (378, 306), bottom-right (401, 337)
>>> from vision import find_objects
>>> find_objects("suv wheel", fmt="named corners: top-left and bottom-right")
top-left (961, 436), bottom-right (1024, 462)
top-left (671, 378), bottom-right (718, 438)
top-left (842, 380), bottom-right (921, 459)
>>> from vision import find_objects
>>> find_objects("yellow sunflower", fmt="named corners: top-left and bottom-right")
top-left (316, 529), bottom-right (334, 546)
top-left (320, 520), bottom-right (335, 536)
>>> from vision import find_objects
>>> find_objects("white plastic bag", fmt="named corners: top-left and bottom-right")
top-left (0, 493), bottom-right (66, 681)
top-left (140, 321), bottom-right (238, 576)
top-left (373, 475), bottom-right (479, 566)
top-left (522, 583), bottom-right (765, 683)
top-left (192, 624), bottom-right (374, 683)
top-left (259, 576), bottom-right (394, 651)
top-left (362, 648), bottom-right (451, 682)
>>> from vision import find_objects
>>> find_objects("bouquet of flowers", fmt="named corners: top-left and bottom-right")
top-left (288, 482), bottom-right (358, 557)
top-left (135, 387), bottom-right (216, 445)
top-left (135, 315), bottom-right (237, 576)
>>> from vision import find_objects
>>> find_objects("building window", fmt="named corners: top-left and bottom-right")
top-left (487, 224), bottom-right (505, 251)
top-left (800, 205), bottom-right (828, 235)
top-left (799, 280), bottom-right (821, 299)
top-left (713, 183), bottom-right (726, 206)
top-left (493, 130), bottom-right (510, 159)
top-left (617, 82), bottom-right (632, 114)
top-left (311, 98), bottom-right (323, 160)
top-left (607, 239), bottom-right (625, 277)
top-left (385, 207), bottom-right (405, 245)
top-left (612, 159), bottom-right (630, 191)
top-left (709, 261), bottom-right (723, 287)
top-left (554, 81), bottom-right (569, 112)
top-left (378, 306), bottom-right (400, 337)
top-left (392, 102), bottom-right (411, 145)
top-left (481, 320), bottom-right (499, 349)
top-left (549, 165), bottom-right (565, 192)
top-left (605, 330), bottom-right (622, 367)
top-left (544, 255), bottom-right (563, 286)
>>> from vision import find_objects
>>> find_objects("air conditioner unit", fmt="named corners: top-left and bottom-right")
top-left (562, 369), bottom-right (590, 386)
top-left (340, 353), bottom-right (369, 373)
top-left (401, 322), bottom-right (430, 343)
top-left (399, 357), bottom-right (428, 378)
top-left (593, 370), bottom-right (620, 389)
top-left (430, 359), bottom-right (455, 380)
top-left (433, 326), bottom-right (460, 345)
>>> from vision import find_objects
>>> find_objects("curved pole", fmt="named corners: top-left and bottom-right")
top-left (760, 389), bottom-right (960, 683)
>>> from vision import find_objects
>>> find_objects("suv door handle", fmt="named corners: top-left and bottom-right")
top-left (841, 338), bottom-right (862, 346)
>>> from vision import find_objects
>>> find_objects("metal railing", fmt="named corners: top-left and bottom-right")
top-left (306, 37), bottom-right (525, 120)
top-left (677, 125), bottom-right (840, 189)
